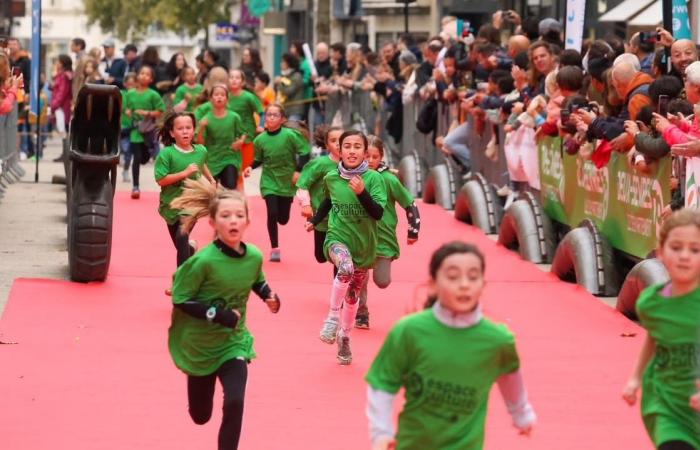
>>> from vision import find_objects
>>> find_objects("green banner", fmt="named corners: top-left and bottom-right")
top-left (538, 136), bottom-right (671, 259)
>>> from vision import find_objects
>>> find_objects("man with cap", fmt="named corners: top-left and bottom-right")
top-left (538, 18), bottom-right (563, 50)
top-left (100, 39), bottom-right (127, 88)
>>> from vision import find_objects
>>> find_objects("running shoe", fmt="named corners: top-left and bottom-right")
top-left (337, 335), bottom-right (352, 365)
top-left (122, 170), bottom-right (131, 183)
top-left (355, 313), bottom-right (370, 330)
top-left (131, 188), bottom-right (140, 199)
top-left (269, 248), bottom-right (281, 262)
top-left (319, 317), bottom-right (339, 344)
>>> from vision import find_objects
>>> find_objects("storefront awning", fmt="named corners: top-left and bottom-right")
top-left (629, 0), bottom-right (663, 26)
top-left (599, 0), bottom-right (655, 22)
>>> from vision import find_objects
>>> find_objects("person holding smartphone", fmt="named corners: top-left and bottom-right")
top-left (0, 52), bottom-right (23, 115)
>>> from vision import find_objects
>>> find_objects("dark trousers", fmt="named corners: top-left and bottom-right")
top-left (658, 441), bottom-right (697, 450)
top-left (313, 229), bottom-right (327, 263)
top-left (187, 358), bottom-right (248, 450)
top-left (167, 222), bottom-right (194, 266)
top-left (263, 195), bottom-right (293, 248)
top-left (216, 165), bottom-right (239, 190)
top-left (130, 142), bottom-right (147, 188)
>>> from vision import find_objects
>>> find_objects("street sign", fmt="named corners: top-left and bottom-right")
top-left (215, 22), bottom-right (239, 41)
top-left (565, 0), bottom-right (586, 52)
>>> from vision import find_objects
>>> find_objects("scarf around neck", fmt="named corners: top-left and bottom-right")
top-left (338, 160), bottom-right (369, 180)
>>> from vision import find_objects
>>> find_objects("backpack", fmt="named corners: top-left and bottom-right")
top-left (416, 97), bottom-right (438, 134)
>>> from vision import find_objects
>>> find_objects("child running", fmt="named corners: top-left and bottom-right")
top-left (173, 66), bottom-right (204, 113)
top-left (124, 65), bottom-right (165, 199)
top-left (296, 126), bottom-right (343, 264)
top-left (119, 72), bottom-right (137, 183)
top-left (154, 112), bottom-right (213, 267)
top-left (244, 104), bottom-right (310, 262)
top-left (307, 130), bottom-right (387, 364)
top-left (168, 177), bottom-right (281, 450)
top-left (356, 135), bottom-right (420, 329)
top-left (228, 69), bottom-right (264, 178)
top-left (366, 241), bottom-right (536, 449)
top-left (196, 84), bottom-right (246, 190)
top-left (623, 209), bottom-right (700, 450)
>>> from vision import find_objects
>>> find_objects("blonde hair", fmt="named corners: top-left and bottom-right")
top-left (659, 209), bottom-right (700, 248)
top-left (170, 178), bottom-right (249, 233)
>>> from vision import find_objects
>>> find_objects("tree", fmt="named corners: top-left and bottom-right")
top-left (83, 0), bottom-right (235, 41)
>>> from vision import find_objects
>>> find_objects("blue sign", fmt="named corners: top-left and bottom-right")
top-left (215, 22), bottom-right (240, 41)
top-left (29, 0), bottom-right (41, 115)
top-left (671, 0), bottom-right (692, 39)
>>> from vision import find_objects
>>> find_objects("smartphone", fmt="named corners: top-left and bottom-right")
top-left (12, 66), bottom-right (21, 77)
top-left (658, 94), bottom-right (669, 116)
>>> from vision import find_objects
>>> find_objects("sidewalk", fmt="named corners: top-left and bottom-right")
top-left (0, 137), bottom-right (261, 317)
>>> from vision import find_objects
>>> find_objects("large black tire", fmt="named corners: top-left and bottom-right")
top-left (497, 199), bottom-right (543, 263)
top-left (423, 164), bottom-right (454, 208)
top-left (454, 180), bottom-right (491, 233)
top-left (521, 191), bottom-right (556, 263)
top-left (550, 221), bottom-right (621, 296)
top-left (68, 168), bottom-right (114, 282)
top-left (398, 151), bottom-right (424, 197)
top-left (616, 259), bottom-right (669, 319)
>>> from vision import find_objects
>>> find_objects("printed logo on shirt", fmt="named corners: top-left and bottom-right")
top-left (655, 344), bottom-right (699, 370)
top-left (407, 372), bottom-right (478, 421)
top-left (332, 203), bottom-right (368, 218)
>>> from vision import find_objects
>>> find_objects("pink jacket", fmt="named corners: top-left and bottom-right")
top-left (51, 71), bottom-right (73, 118)
top-left (663, 117), bottom-right (700, 145)
top-left (0, 86), bottom-right (18, 115)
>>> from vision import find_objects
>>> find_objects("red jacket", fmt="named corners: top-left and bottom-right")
top-left (51, 71), bottom-right (73, 120)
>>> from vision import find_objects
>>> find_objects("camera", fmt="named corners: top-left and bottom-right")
top-left (639, 30), bottom-right (659, 45)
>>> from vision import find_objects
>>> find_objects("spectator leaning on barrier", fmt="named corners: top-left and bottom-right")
top-left (416, 39), bottom-right (443, 88)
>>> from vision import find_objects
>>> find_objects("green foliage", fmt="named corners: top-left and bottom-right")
top-left (83, 0), bottom-right (233, 40)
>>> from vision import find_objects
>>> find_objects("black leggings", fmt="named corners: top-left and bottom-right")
top-left (167, 222), bottom-right (194, 266)
top-left (188, 358), bottom-right (248, 450)
top-left (313, 229), bottom-right (327, 263)
top-left (263, 195), bottom-right (293, 248)
top-left (216, 165), bottom-right (239, 190)
top-left (659, 441), bottom-right (697, 450)
top-left (130, 142), bottom-right (147, 188)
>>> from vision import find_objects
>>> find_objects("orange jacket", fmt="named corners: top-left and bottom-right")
top-left (622, 72), bottom-right (653, 121)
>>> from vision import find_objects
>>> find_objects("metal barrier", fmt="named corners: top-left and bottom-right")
top-left (0, 103), bottom-right (26, 199)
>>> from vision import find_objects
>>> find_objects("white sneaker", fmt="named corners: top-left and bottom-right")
top-left (319, 317), bottom-right (339, 344)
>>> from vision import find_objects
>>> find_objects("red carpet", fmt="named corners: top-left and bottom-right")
top-left (0, 192), bottom-right (652, 449)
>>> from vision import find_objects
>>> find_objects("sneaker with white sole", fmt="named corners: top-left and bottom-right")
top-left (269, 248), bottom-right (281, 262)
top-left (319, 317), bottom-right (339, 344)
top-left (337, 335), bottom-right (352, 365)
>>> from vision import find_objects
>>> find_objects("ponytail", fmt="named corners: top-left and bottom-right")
top-left (170, 177), bottom-right (249, 233)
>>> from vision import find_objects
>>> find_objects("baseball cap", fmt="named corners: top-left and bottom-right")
top-left (102, 38), bottom-right (115, 48)
top-left (538, 18), bottom-right (562, 37)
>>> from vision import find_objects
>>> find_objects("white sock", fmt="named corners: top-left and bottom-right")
top-left (339, 300), bottom-right (359, 337)
top-left (328, 277), bottom-right (349, 320)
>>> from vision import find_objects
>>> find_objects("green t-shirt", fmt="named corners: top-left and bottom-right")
top-left (253, 127), bottom-right (311, 197)
top-left (228, 89), bottom-right (263, 143)
top-left (376, 169), bottom-right (415, 259)
top-left (323, 169), bottom-right (387, 269)
top-left (154, 144), bottom-right (208, 225)
top-left (300, 58), bottom-right (313, 99)
top-left (201, 109), bottom-right (245, 176)
top-left (637, 283), bottom-right (700, 449)
top-left (169, 242), bottom-right (266, 376)
top-left (173, 83), bottom-right (204, 112)
top-left (120, 90), bottom-right (131, 129)
top-left (124, 87), bottom-right (165, 143)
top-left (296, 155), bottom-right (338, 232)
top-left (366, 309), bottom-right (520, 450)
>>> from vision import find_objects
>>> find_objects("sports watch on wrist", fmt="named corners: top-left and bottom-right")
top-left (206, 306), bottom-right (217, 322)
